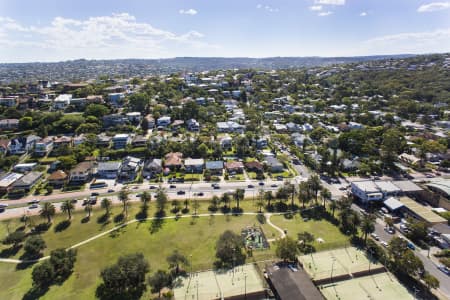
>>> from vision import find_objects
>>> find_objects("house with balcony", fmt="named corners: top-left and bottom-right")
top-left (8, 135), bottom-right (40, 155)
top-left (10, 172), bottom-right (42, 192)
top-left (47, 170), bottom-right (68, 188)
top-left (102, 114), bottom-right (128, 128)
top-left (96, 134), bottom-right (112, 147)
top-left (186, 119), bottom-right (200, 131)
top-left (164, 152), bottom-right (183, 170)
top-left (118, 156), bottom-right (141, 181)
top-left (132, 135), bottom-right (148, 148)
top-left (53, 94), bottom-right (72, 110)
top-left (69, 161), bottom-right (94, 184)
top-left (34, 137), bottom-right (54, 156)
top-left (217, 121), bottom-right (245, 134)
top-left (0, 119), bottom-right (19, 130)
top-left (107, 93), bottom-right (125, 107)
top-left (126, 112), bottom-right (142, 124)
top-left (53, 136), bottom-right (73, 149)
top-left (97, 161), bottom-right (122, 179)
top-left (157, 116), bottom-right (171, 128)
top-left (0, 96), bottom-right (18, 107)
top-left (112, 134), bottom-right (131, 149)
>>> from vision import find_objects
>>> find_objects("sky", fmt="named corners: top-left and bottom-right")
top-left (0, 0), bottom-right (449, 62)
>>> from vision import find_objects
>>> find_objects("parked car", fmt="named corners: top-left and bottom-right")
top-left (371, 233), bottom-right (380, 241)
top-left (438, 265), bottom-right (450, 275)
top-left (28, 204), bottom-right (40, 209)
top-left (407, 242), bottom-right (415, 250)
top-left (169, 185), bottom-right (176, 189)
top-left (194, 192), bottom-right (204, 196)
top-left (271, 184), bottom-right (278, 188)
top-left (276, 176), bottom-right (283, 181)
top-left (380, 241), bottom-right (388, 248)
top-left (212, 183), bottom-right (220, 189)
top-left (177, 190), bottom-right (186, 195)
top-left (149, 185), bottom-right (157, 189)
top-left (247, 184), bottom-right (254, 188)
top-left (28, 199), bottom-right (40, 204)
top-left (258, 182), bottom-right (265, 186)
top-left (385, 227), bottom-right (395, 234)
top-left (91, 192), bottom-right (99, 196)
top-left (107, 189), bottom-right (114, 193)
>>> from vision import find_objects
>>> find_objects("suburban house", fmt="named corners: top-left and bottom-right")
top-left (69, 161), bottom-right (94, 184)
top-left (291, 133), bottom-right (311, 147)
top-left (0, 119), bottom-right (19, 130)
top-left (53, 94), bottom-right (72, 110)
top-left (13, 163), bottom-right (37, 173)
top-left (164, 152), bottom-right (183, 170)
top-left (0, 173), bottom-right (23, 193)
top-left (186, 119), bottom-right (200, 131)
top-left (0, 139), bottom-right (10, 156)
top-left (157, 116), bottom-right (171, 128)
top-left (171, 120), bottom-right (184, 132)
top-left (47, 170), bottom-right (68, 188)
top-left (205, 160), bottom-right (224, 175)
top-left (225, 161), bottom-right (244, 174)
top-left (97, 162), bottom-right (122, 179)
top-left (96, 134), bottom-right (112, 147)
top-left (112, 134), bottom-right (131, 149)
top-left (86, 95), bottom-right (104, 104)
top-left (217, 121), bottom-right (245, 133)
top-left (126, 112), bottom-right (142, 124)
top-left (53, 136), bottom-right (73, 149)
top-left (184, 158), bottom-right (205, 173)
top-left (245, 161), bottom-right (264, 173)
top-left (10, 171), bottom-right (42, 192)
top-left (103, 114), bottom-right (128, 128)
top-left (399, 153), bottom-right (421, 166)
top-left (8, 135), bottom-right (41, 155)
top-left (107, 93), bottom-right (125, 107)
top-left (265, 157), bottom-right (284, 173)
top-left (142, 159), bottom-right (163, 178)
top-left (220, 136), bottom-right (233, 150)
top-left (132, 135), bottom-right (148, 148)
top-left (118, 156), bottom-right (141, 181)
top-left (34, 137), bottom-right (54, 156)
top-left (0, 96), bottom-right (18, 107)
top-left (256, 138), bottom-right (268, 149)
top-left (144, 115), bottom-right (155, 129)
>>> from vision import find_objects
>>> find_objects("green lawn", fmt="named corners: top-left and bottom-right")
top-left (270, 214), bottom-right (350, 251)
top-left (0, 202), bottom-right (279, 300)
top-left (227, 174), bottom-right (245, 181)
top-left (270, 170), bottom-right (293, 179)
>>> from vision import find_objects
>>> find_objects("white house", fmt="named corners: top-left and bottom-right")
top-left (53, 94), bottom-right (72, 110)
top-left (351, 181), bottom-right (383, 202)
top-left (157, 116), bottom-right (172, 128)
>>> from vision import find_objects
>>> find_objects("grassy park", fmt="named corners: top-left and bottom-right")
top-left (0, 199), bottom-right (350, 299)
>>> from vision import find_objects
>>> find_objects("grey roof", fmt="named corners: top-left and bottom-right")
top-left (267, 264), bottom-right (324, 300)
top-left (205, 160), bottom-right (224, 169)
top-left (12, 172), bottom-right (42, 187)
top-left (384, 197), bottom-right (404, 211)
top-left (266, 156), bottom-right (283, 167)
top-left (97, 162), bottom-right (122, 171)
top-left (374, 181), bottom-right (401, 193)
top-left (425, 180), bottom-right (450, 197)
top-left (393, 180), bottom-right (423, 192)
top-left (184, 158), bottom-right (205, 166)
top-left (352, 181), bottom-right (379, 193)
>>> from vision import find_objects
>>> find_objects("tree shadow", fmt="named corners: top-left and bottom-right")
top-left (150, 211), bottom-right (166, 234)
top-left (81, 216), bottom-right (90, 224)
top-left (114, 213), bottom-right (125, 224)
top-left (181, 208), bottom-right (190, 214)
top-left (283, 212), bottom-right (294, 219)
top-left (256, 214), bottom-right (265, 224)
top-left (0, 244), bottom-right (22, 258)
top-left (208, 205), bottom-right (218, 213)
top-left (231, 207), bottom-right (243, 215)
top-left (135, 210), bottom-right (148, 221)
top-left (97, 214), bottom-right (110, 224)
top-left (54, 220), bottom-right (71, 232)
top-left (220, 206), bottom-right (230, 214)
top-left (274, 202), bottom-right (288, 212)
top-left (22, 286), bottom-right (49, 300)
top-left (32, 223), bottom-right (51, 233)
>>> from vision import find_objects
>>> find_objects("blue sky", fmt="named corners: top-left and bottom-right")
top-left (0, 0), bottom-right (449, 62)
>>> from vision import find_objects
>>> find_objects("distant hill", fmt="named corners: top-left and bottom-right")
top-left (0, 54), bottom-right (416, 83)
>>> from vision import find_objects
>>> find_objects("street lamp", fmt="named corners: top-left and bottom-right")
top-left (330, 257), bottom-right (336, 282)
top-left (190, 254), bottom-right (193, 278)
top-left (244, 272), bottom-right (247, 300)
top-left (232, 248), bottom-right (236, 285)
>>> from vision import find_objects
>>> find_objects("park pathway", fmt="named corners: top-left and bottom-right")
top-left (0, 211), bottom-right (289, 264)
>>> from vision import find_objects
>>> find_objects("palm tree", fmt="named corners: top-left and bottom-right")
top-left (84, 202), bottom-right (92, 219)
top-left (264, 191), bottom-right (273, 208)
top-left (384, 216), bottom-right (394, 229)
top-left (61, 200), bottom-right (74, 220)
top-left (192, 199), bottom-right (200, 215)
top-left (140, 191), bottom-right (151, 209)
top-left (308, 174), bottom-right (322, 205)
top-left (101, 198), bottom-right (112, 216)
top-left (360, 214), bottom-right (376, 243)
top-left (298, 182), bottom-right (310, 208)
top-left (118, 187), bottom-right (130, 217)
top-left (234, 189), bottom-right (245, 210)
top-left (329, 200), bottom-right (338, 217)
top-left (40, 202), bottom-right (56, 223)
top-left (221, 193), bottom-right (230, 209)
top-left (321, 187), bottom-right (332, 207)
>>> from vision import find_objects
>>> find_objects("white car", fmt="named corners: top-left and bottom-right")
top-left (28, 204), bottom-right (40, 209)
top-left (380, 241), bottom-right (388, 248)
top-left (370, 233), bottom-right (379, 241)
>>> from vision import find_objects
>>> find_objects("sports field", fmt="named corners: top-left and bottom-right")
top-left (173, 263), bottom-right (265, 300)
top-left (320, 272), bottom-right (414, 300)
top-left (298, 247), bottom-right (381, 280)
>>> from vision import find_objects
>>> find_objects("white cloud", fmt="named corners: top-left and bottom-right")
top-left (179, 8), bottom-right (198, 15)
top-left (310, 5), bottom-right (323, 11)
top-left (318, 11), bottom-right (333, 16)
top-left (363, 28), bottom-right (450, 54)
top-left (417, 2), bottom-right (450, 12)
top-left (360, 12), bottom-right (368, 16)
top-left (0, 13), bottom-right (217, 61)
top-left (314, 0), bottom-right (345, 5)
top-left (256, 4), bottom-right (279, 12)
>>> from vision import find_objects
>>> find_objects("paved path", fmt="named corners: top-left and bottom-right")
top-left (0, 211), bottom-right (288, 264)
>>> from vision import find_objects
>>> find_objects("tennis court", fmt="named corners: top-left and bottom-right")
top-left (319, 272), bottom-right (414, 300)
top-left (298, 246), bottom-right (381, 281)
